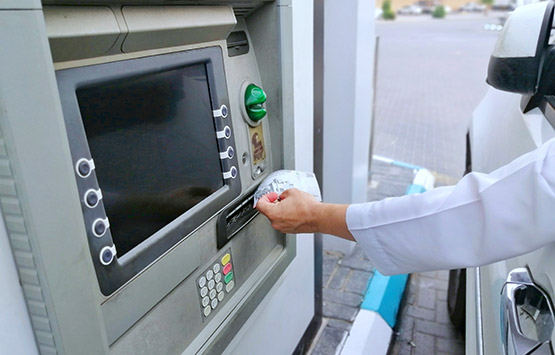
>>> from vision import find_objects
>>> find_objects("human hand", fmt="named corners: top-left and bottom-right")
top-left (255, 188), bottom-right (321, 234)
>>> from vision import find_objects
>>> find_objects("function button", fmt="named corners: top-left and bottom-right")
top-left (215, 273), bottom-right (222, 283)
top-left (203, 305), bottom-right (211, 317)
top-left (224, 272), bottom-right (234, 284)
top-left (223, 166), bottom-right (237, 180)
top-left (208, 279), bottom-right (215, 290)
top-left (99, 245), bottom-right (116, 266)
top-left (217, 291), bottom-right (224, 302)
top-left (84, 189), bottom-right (102, 208)
top-left (213, 263), bottom-right (221, 274)
top-left (198, 276), bottom-right (207, 288)
top-left (75, 158), bottom-right (95, 178)
top-left (92, 218), bottom-right (109, 238)
top-left (202, 296), bottom-right (210, 308)
top-left (223, 263), bottom-right (232, 275)
top-left (221, 253), bottom-right (231, 266)
top-left (200, 286), bottom-right (208, 298)
top-left (216, 126), bottom-right (232, 140)
top-left (211, 298), bottom-right (218, 309)
top-left (206, 269), bottom-right (214, 280)
top-left (216, 282), bottom-right (223, 293)
top-left (209, 289), bottom-right (217, 300)
top-left (213, 104), bottom-right (229, 119)
top-left (220, 147), bottom-right (234, 160)
top-left (225, 280), bottom-right (235, 293)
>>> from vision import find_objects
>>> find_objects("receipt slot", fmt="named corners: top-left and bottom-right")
top-left (0, 2), bottom-right (314, 354)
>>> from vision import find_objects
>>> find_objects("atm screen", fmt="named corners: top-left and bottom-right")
top-left (77, 64), bottom-right (224, 256)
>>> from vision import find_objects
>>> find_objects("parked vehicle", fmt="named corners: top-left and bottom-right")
top-left (398, 4), bottom-right (424, 14)
top-left (459, 2), bottom-right (486, 11)
top-left (448, 2), bottom-right (555, 353)
top-left (422, 4), bottom-right (452, 13)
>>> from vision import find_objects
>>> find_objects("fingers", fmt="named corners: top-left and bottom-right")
top-left (255, 192), bottom-right (279, 216)
top-left (279, 188), bottom-right (299, 200)
top-left (267, 192), bottom-right (279, 203)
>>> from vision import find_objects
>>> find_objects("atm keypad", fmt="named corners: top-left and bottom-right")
top-left (197, 249), bottom-right (235, 320)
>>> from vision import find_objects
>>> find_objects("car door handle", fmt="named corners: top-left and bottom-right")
top-left (501, 267), bottom-right (555, 355)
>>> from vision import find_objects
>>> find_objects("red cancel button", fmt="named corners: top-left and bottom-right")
top-left (223, 263), bottom-right (232, 275)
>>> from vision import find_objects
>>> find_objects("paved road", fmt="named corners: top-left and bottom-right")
top-left (373, 12), bottom-right (502, 355)
top-left (374, 12), bottom-right (502, 179)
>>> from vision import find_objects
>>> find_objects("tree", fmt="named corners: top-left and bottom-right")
top-left (382, 0), bottom-right (396, 20)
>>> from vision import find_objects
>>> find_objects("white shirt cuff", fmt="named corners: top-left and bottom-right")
top-left (346, 203), bottom-right (400, 275)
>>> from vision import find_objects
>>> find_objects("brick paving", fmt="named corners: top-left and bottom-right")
top-left (389, 272), bottom-right (465, 355)
top-left (374, 12), bottom-right (501, 178)
top-left (308, 12), bottom-right (504, 355)
top-left (310, 246), bottom-right (375, 355)
top-left (375, 13), bottom-right (501, 355)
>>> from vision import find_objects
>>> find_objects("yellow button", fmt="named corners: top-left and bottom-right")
top-left (221, 253), bottom-right (231, 266)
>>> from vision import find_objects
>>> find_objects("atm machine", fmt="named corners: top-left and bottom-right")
top-left (0, 1), bottom-right (315, 354)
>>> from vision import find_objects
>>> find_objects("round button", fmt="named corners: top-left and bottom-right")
top-left (209, 289), bottom-right (217, 300)
top-left (84, 190), bottom-right (100, 208)
top-left (217, 291), bottom-right (224, 302)
top-left (213, 263), bottom-right (221, 274)
top-left (224, 126), bottom-right (231, 139)
top-left (230, 166), bottom-right (237, 179)
top-left (211, 298), bottom-right (218, 309)
top-left (200, 286), bottom-right (208, 298)
top-left (206, 269), bottom-right (214, 280)
top-left (227, 146), bottom-right (235, 159)
top-left (220, 105), bottom-right (228, 118)
top-left (202, 296), bottom-right (210, 308)
top-left (198, 276), bottom-right (207, 288)
top-left (203, 305), bottom-right (211, 317)
top-left (77, 160), bottom-right (91, 177)
top-left (215, 273), bottom-right (222, 283)
top-left (99, 246), bottom-right (115, 266)
top-left (216, 282), bottom-right (223, 293)
top-left (92, 219), bottom-right (107, 237)
top-left (208, 279), bottom-right (215, 290)
top-left (94, 221), bottom-right (105, 236)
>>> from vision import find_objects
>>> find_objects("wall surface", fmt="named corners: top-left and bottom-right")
top-left (322, 0), bottom-right (375, 254)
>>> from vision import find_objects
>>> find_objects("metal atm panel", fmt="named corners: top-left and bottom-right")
top-left (0, 2), bottom-right (300, 354)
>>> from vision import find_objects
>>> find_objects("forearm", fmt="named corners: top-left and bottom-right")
top-left (314, 203), bottom-right (355, 241)
top-left (348, 138), bottom-right (555, 275)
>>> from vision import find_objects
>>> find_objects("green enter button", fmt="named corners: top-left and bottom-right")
top-left (224, 271), bottom-right (234, 284)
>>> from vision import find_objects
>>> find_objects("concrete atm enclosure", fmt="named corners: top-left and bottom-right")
top-left (0, 1), bottom-right (310, 354)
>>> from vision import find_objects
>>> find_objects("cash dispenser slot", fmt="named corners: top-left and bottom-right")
top-left (217, 192), bottom-right (259, 249)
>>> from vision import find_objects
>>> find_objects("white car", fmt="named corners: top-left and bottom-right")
top-left (397, 4), bottom-right (424, 14)
top-left (459, 2), bottom-right (487, 12)
top-left (448, 2), bottom-right (555, 354)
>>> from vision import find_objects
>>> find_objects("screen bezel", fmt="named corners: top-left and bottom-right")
top-left (56, 47), bottom-right (241, 295)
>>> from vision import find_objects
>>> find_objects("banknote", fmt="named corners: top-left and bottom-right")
top-left (253, 170), bottom-right (322, 207)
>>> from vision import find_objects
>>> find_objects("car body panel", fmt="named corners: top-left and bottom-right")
top-left (468, 87), bottom-right (555, 354)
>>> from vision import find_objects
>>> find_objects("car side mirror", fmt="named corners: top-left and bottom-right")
top-left (487, 1), bottom-right (554, 95)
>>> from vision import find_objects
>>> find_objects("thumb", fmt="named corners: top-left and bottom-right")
top-left (256, 192), bottom-right (279, 215)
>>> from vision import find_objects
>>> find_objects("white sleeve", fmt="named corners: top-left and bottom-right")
top-left (346, 137), bottom-right (555, 276)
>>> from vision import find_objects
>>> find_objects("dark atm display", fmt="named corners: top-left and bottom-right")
top-left (77, 64), bottom-right (224, 256)
top-left (56, 47), bottom-right (241, 295)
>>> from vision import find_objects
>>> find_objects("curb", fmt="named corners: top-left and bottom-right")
top-left (341, 159), bottom-right (435, 355)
